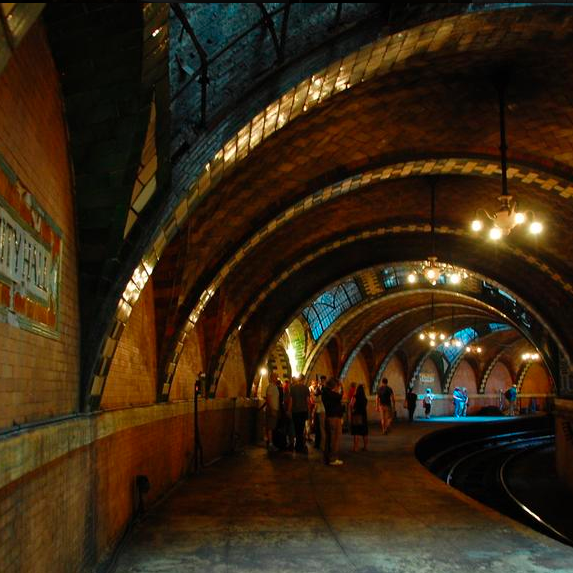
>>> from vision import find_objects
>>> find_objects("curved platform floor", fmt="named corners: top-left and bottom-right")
top-left (113, 420), bottom-right (573, 573)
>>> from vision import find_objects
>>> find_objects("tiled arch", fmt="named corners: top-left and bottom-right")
top-left (90, 8), bottom-right (573, 405)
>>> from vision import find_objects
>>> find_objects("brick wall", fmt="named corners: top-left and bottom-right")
top-left (216, 336), bottom-right (247, 398)
top-left (0, 22), bottom-right (79, 429)
top-left (171, 327), bottom-right (205, 401)
top-left (484, 361), bottom-right (512, 394)
top-left (308, 350), bottom-right (333, 382)
top-left (345, 352), bottom-right (370, 392)
top-left (0, 400), bottom-right (258, 573)
top-left (103, 280), bottom-right (158, 409)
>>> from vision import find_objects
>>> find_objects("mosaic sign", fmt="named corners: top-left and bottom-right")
top-left (419, 373), bottom-right (435, 384)
top-left (0, 156), bottom-right (62, 338)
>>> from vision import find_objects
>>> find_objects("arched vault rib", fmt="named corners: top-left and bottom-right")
top-left (313, 304), bottom-right (491, 384)
top-left (208, 231), bottom-right (571, 399)
top-left (371, 313), bottom-right (490, 392)
top-left (87, 4), bottom-right (573, 406)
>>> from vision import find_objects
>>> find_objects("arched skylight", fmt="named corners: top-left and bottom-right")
top-left (302, 279), bottom-right (362, 340)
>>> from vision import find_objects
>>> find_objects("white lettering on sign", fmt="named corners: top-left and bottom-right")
top-left (0, 205), bottom-right (51, 304)
top-left (419, 373), bottom-right (435, 383)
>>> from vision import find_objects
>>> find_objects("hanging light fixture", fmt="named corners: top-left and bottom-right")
top-left (443, 308), bottom-right (463, 348)
top-left (521, 352), bottom-right (540, 361)
top-left (408, 179), bottom-right (470, 285)
top-left (471, 74), bottom-right (543, 239)
top-left (418, 292), bottom-right (448, 347)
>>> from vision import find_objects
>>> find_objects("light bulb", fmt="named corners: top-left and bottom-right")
top-left (514, 212), bottom-right (526, 225)
top-left (450, 273), bottom-right (461, 285)
top-left (429, 332), bottom-right (436, 340)
top-left (419, 333), bottom-right (426, 340)
top-left (439, 333), bottom-right (446, 341)
top-left (408, 273), bottom-right (417, 284)
top-left (471, 219), bottom-right (483, 232)
top-left (522, 353), bottom-right (530, 360)
top-left (260, 367), bottom-right (268, 376)
top-left (531, 353), bottom-right (540, 360)
top-left (429, 340), bottom-right (436, 347)
top-left (465, 347), bottom-right (471, 353)
top-left (455, 340), bottom-right (463, 348)
top-left (426, 269), bottom-right (436, 280)
top-left (444, 341), bottom-right (450, 347)
top-left (489, 227), bottom-right (503, 240)
top-left (477, 347), bottom-right (482, 353)
top-left (529, 221), bottom-right (543, 235)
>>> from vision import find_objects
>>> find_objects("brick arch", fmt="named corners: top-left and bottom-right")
top-left (304, 293), bottom-right (496, 386)
top-left (212, 231), bottom-right (570, 398)
top-left (85, 7), bottom-right (573, 407)
top-left (448, 357), bottom-right (480, 395)
top-left (372, 312), bottom-right (483, 393)
top-left (411, 353), bottom-right (443, 393)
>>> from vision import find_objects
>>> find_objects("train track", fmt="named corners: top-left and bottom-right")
top-left (426, 430), bottom-right (573, 547)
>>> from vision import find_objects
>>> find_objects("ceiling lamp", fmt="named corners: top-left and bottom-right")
top-left (442, 308), bottom-right (463, 348)
top-left (408, 179), bottom-right (470, 285)
top-left (464, 344), bottom-right (483, 354)
top-left (418, 293), bottom-right (448, 347)
top-left (521, 352), bottom-right (540, 361)
top-left (471, 75), bottom-right (543, 240)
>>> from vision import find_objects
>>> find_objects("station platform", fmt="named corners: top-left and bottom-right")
top-left (113, 420), bottom-right (573, 573)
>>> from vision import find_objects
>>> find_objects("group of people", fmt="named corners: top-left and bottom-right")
top-left (264, 374), bottom-right (375, 466)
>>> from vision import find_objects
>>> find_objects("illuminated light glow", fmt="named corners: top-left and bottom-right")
top-left (152, 28), bottom-right (161, 37)
top-left (286, 344), bottom-right (300, 377)
top-left (455, 340), bottom-right (463, 348)
top-left (465, 346), bottom-right (471, 353)
top-left (532, 353), bottom-right (540, 360)
top-left (514, 212), bottom-right (526, 225)
top-left (529, 221), bottom-right (543, 235)
top-left (439, 333), bottom-right (446, 341)
top-left (429, 340), bottom-right (436, 347)
top-left (407, 273), bottom-right (417, 284)
top-left (237, 324), bottom-right (242, 331)
top-left (419, 333), bottom-right (426, 340)
top-left (450, 273), bottom-right (461, 284)
top-left (477, 347), bottom-right (482, 353)
top-left (426, 269), bottom-right (436, 280)
top-left (489, 226), bottom-right (503, 240)
top-left (471, 219), bottom-right (484, 232)
top-left (428, 332), bottom-right (436, 340)
top-left (260, 367), bottom-right (268, 376)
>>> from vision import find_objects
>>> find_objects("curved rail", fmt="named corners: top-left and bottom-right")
top-left (499, 447), bottom-right (573, 546)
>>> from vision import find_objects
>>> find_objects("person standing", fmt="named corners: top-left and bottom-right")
top-left (322, 378), bottom-right (344, 465)
top-left (375, 377), bottom-right (395, 434)
top-left (506, 384), bottom-right (518, 416)
top-left (423, 388), bottom-right (434, 419)
top-left (350, 384), bottom-right (369, 451)
top-left (265, 374), bottom-right (280, 451)
top-left (452, 387), bottom-right (464, 418)
top-left (405, 388), bottom-right (418, 422)
top-left (461, 387), bottom-right (469, 417)
top-left (290, 375), bottom-right (310, 453)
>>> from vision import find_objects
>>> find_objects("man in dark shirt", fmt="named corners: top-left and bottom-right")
top-left (322, 378), bottom-right (344, 466)
top-left (376, 377), bottom-right (395, 434)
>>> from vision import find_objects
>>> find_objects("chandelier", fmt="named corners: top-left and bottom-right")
top-left (442, 309), bottom-right (463, 349)
top-left (521, 352), bottom-right (540, 361)
top-left (418, 293), bottom-right (448, 347)
top-left (464, 344), bottom-right (483, 354)
top-left (409, 179), bottom-right (469, 285)
top-left (471, 75), bottom-right (543, 240)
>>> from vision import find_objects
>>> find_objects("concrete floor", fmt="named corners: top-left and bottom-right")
top-left (113, 420), bottom-right (573, 573)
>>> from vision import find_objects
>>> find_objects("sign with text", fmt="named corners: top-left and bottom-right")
top-left (0, 155), bottom-right (62, 338)
top-left (419, 373), bottom-right (435, 384)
